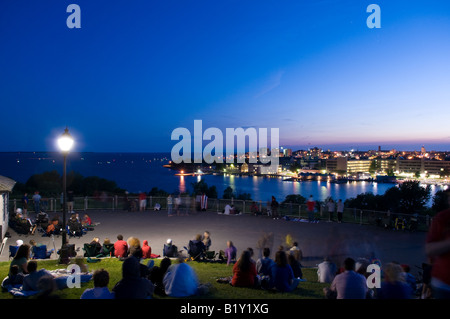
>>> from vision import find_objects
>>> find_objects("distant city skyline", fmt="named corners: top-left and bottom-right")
top-left (1, 0), bottom-right (449, 153)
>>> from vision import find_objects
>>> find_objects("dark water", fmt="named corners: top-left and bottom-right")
top-left (0, 152), bottom-right (443, 203)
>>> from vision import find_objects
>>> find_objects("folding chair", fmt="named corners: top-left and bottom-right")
top-left (9, 245), bottom-right (19, 259)
top-left (83, 243), bottom-right (99, 258)
top-left (205, 251), bottom-right (217, 261)
top-left (99, 243), bottom-right (114, 257)
top-left (0, 237), bottom-right (8, 257)
top-left (32, 245), bottom-right (51, 259)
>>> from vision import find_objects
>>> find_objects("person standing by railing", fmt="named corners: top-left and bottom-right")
top-left (32, 191), bottom-right (41, 215)
top-left (307, 195), bottom-right (315, 223)
top-left (167, 194), bottom-right (173, 216)
top-left (337, 199), bottom-right (344, 223)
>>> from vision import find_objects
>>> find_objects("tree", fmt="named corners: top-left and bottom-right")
top-left (398, 180), bottom-right (431, 214)
top-left (190, 180), bottom-right (217, 198)
top-left (282, 194), bottom-right (306, 205)
top-left (148, 187), bottom-right (169, 197)
top-left (223, 186), bottom-right (234, 199)
top-left (25, 170), bottom-right (62, 196)
top-left (432, 190), bottom-right (450, 213)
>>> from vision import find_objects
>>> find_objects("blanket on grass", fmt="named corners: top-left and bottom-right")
top-left (2, 269), bottom-right (92, 297)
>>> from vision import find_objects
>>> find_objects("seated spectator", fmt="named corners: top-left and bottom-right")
top-left (127, 236), bottom-right (140, 250)
top-left (82, 214), bottom-right (92, 227)
top-left (289, 242), bottom-right (303, 261)
top-left (288, 250), bottom-right (304, 280)
top-left (9, 244), bottom-right (30, 276)
top-left (401, 264), bottom-right (417, 293)
top-left (202, 231), bottom-right (212, 251)
top-left (256, 247), bottom-right (275, 277)
top-left (149, 257), bottom-right (171, 296)
top-left (80, 268), bottom-right (114, 299)
top-left (96, 238), bottom-right (114, 257)
top-left (188, 234), bottom-right (206, 261)
top-left (247, 247), bottom-right (256, 264)
top-left (22, 261), bottom-right (53, 292)
top-left (327, 257), bottom-right (368, 299)
top-left (163, 258), bottom-right (201, 297)
top-left (46, 217), bottom-right (61, 235)
top-left (317, 257), bottom-right (337, 283)
top-left (10, 210), bottom-right (36, 234)
top-left (270, 250), bottom-right (300, 292)
top-left (90, 237), bottom-right (102, 256)
top-left (250, 202), bottom-right (260, 215)
top-left (141, 240), bottom-right (152, 259)
top-left (224, 241), bottom-right (237, 266)
top-left (377, 263), bottom-right (413, 299)
top-left (114, 234), bottom-right (128, 258)
top-left (1, 265), bottom-right (25, 290)
top-left (231, 250), bottom-right (257, 288)
top-left (73, 256), bottom-right (89, 273)
top-left (29, 239), bottom-right (53, 259)
top-left (163, 239), bottom-right (179, 258)
top-left (223, 204), bottom-right (232, 215)
top-left (67, 214), bottom-right (83, 237)
top-left (35, 275), bottom-right (59, 299)
top-left (128, 245), bottom-right (153, 278)
top-left (113, 256), bottom-right (154, 299)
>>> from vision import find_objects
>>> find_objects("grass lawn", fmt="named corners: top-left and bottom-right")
top-left (0, 257), bottom-right (329, 299)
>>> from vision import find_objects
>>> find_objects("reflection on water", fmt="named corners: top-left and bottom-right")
top-left (179, 176), bottom-right (185, 193)
top-left (180, 175), bottom-right (443, 204)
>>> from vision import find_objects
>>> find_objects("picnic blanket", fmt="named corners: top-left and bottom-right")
top-left (2, 269), bottom-right (92, 297)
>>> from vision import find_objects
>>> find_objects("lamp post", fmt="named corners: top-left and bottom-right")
top-left (57, 127), bottom-right (74, 247)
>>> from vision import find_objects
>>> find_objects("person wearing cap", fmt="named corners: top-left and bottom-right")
top-left (163, 239), bottom-right (178, 258)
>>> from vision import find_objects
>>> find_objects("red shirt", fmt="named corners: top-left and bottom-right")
top-left (114, 240), bottom-right (128, 258)
top-left (142, 240), bottom-right (152, 259)
top-left (426, 208), bottom-right (450, 285)
top-left (231, 262), bottom-right (257, 287)
top-left (307, 200), bottom-right (315, 211)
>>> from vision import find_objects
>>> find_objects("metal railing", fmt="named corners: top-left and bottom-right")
top-left (10, 196), bottom-right (432, 231)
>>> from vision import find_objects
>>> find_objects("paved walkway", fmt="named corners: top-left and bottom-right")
top-left (1, 209), bottom-right (428, 276)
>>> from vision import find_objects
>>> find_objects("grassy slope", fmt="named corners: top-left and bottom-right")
top-left (0, 258), bottom-right (328, 299)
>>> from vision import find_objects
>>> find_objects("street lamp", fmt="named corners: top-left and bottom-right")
top-left (57, 127), bottom-right (74, 247)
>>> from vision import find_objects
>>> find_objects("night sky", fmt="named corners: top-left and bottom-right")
top-left (1, 0), bottom-right (449, 152)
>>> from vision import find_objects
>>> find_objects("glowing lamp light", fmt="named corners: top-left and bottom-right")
top-left (58, 128), bottom-right (74, 152)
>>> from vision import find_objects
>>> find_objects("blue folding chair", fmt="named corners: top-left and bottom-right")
top-left (9, 245), bottom-right (19, 259)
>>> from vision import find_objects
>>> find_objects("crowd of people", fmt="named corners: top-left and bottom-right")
top-left (4, 189), bottom-right (449, 300)
top-left (1, 226), bottom-right (446, 300)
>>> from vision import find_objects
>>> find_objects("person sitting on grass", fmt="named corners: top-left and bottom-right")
top-left (149, 257), bottom-right (172, 296)
top-left (113, 234), bottom-right (128, 258)
top-left (163, 257), bottom-right (202, 297)
top-left (256, 247), bottom-right (275, 277)
top-left (80, 268), bottom-right (114, 299)
top-left (288, 250), bottom-right (304, 281)
top-left (202, 231), bottom-right (212, 251)
top-left (163, 238), bottom-right (179, 258)
top-left (270, 250), bottom-right (300, 292)
top-left (22, 261), bottom-right (53, 292)
top-left (231, 250), bottom-right (258, 288)
top-left (113, 256), bottom-right (154, 299)
top-left (222, 240), bottom-right (237, 266)
top-left (9, 244), bottom-right (30, 277)
top-left (1, 265), bottom-right (25, 291)
top-left (141, 240), bottom-right (152, 259)
top-left (325, 257), bottom-right (368, 299)
top-left (377, 262), bottom-right (413, 299)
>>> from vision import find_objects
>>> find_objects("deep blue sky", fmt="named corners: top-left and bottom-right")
top-left (1, 0), bottom-right (449, 152)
